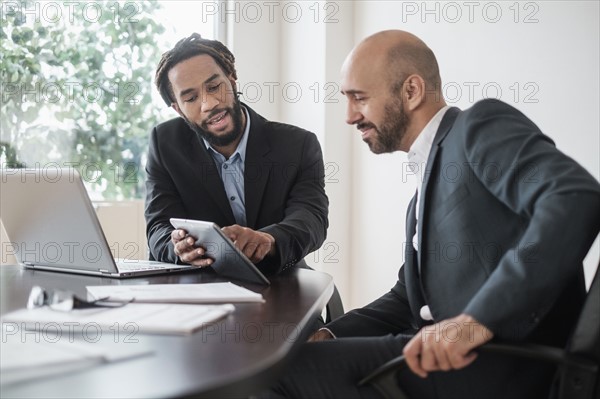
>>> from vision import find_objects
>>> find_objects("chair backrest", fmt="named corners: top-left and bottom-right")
top-left (557, 261), bottom-right (600, 399)
top-left (568, 262), bottom-right (600, 361)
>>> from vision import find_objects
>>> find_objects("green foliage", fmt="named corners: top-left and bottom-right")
top-left (1, 0), bottom-right (166, 199)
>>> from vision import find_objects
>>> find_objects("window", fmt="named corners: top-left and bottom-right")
top-left (1, 1), bottom-right (215, 200)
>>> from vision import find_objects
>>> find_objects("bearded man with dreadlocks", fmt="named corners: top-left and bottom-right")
top-left (145, 33), bottom-right (328, 277)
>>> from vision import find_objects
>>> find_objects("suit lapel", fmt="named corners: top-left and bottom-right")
top-left (404, 192), bottom-right (427, 324)
top-left (243, 106), bottom-right (272, 228)
top-left (417, 107), bottom-right (460, 271)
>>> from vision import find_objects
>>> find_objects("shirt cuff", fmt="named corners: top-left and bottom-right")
top-left (318, 327), bottom-right (337, 339)
top-left (420, 305), bottom-right (433, 321)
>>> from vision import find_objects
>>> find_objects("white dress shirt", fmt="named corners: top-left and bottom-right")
top-left (406, 106), bottom-right (451, 251)
top-left (406, 106), bottom-right (451, 321)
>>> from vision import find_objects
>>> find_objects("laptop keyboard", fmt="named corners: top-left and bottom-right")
top-left (116, 261), bottom-right (171, 271)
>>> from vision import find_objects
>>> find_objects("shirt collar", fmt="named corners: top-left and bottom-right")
top-left (406, 106), bottom-right (451, 184)
top-left (203, 105), bottom-right (250, 162)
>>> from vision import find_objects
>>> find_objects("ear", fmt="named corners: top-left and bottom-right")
top-left (171, 102), bottom-right (185, 119)
top-left (228, 76), bottom-right (238, 96)
top-left (404, 74), bottom-right (426, 111)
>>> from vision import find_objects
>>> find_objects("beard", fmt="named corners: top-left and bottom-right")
top-left (183, 95), bottom-right (244, 148)
top-left (360, 95), bottom-right (409, 154)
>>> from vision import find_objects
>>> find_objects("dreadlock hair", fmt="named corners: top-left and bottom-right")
top-left (155, 33), bottom-right (237, 106)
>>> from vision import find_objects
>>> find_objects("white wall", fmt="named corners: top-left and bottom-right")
top-left (278, 2), bottom-right (355, 313)
top-left (93, 201), bottom-right (148, 261)
top-left (231, 1), bottom-right (599, 310)
top-left (228, 1), bottom-right (357, 305)
top-left (1, 220), bottom-right (17, 265)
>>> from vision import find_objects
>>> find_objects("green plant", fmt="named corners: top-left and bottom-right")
top-left (1, 0), bottom-right (166, 199)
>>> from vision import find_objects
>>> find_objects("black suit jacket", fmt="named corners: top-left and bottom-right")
top-left (329, 100), bottom-right (600, 350)
top-left (144, 104), bottom-right (329, 274)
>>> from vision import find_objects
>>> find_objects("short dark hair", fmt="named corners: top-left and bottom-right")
top-left (155, 33), bottom-right (237, 106)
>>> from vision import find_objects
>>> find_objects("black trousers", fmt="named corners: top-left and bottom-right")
top-left (256, 334), bottom-right (555, 399)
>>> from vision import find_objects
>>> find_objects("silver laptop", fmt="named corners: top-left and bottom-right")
top-left (0, 168), bottom-right (197, 278)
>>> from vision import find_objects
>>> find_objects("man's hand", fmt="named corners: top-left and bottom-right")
top-left (403, 314), bottom-right (494, 378)
top-left (221, 225), bottom-right (276, 263)
top-left (171, 229), bottom-right (213, 267)
top-left (308, 328), bottom-right (334, 342)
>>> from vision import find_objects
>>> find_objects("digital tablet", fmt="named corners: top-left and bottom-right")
top-left (169, 218), bottom-right (270, 285)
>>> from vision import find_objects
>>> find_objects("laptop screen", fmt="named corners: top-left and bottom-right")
top-left (1, 168), bottom-right (119, 273)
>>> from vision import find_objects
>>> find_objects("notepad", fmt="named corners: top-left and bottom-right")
top-left (1, 302), bottom-right (235, 336)
top-left (86, 282), bottom-right (264, 303)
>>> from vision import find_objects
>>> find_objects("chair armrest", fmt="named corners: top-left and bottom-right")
top-left (478, 343), bottom-right (596, 372)
top-left (359, 342), bottom-right (598, 393)
top-left (359, 354), bottom-right (407, 387)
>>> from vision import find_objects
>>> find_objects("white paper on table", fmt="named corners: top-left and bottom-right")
top-left (86, 282), bottom-right (264, 303)
top-left (0, 324), bottom-right (152, 386)
top-left (1, 302), bottom-right (235, 336)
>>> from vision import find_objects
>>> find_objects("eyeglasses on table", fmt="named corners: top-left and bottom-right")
top-left (27, 286), bottom-right (132, 312)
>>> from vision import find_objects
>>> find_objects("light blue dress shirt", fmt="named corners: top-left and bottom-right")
top-left (202, 106), bottom-right (250, 226)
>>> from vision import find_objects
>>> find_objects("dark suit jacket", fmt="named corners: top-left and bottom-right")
top-left (144, 104), bottom-right (329, 274)
top-left (328, 99), bottom-right (600, 356)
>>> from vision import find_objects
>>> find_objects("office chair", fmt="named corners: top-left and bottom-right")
top-left (293, 259), bottom-right (344, 323)
top-left (325, 283), bottom-right (344, 323)
top-left (359, 263), bottom-right (600, 399)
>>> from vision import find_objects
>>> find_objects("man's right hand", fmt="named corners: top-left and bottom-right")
top-left (308, 328), bottom-right (334, 342)
top-left (171, 229), bottom-right (213, 267)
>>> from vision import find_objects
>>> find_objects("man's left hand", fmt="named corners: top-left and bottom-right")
top-left (403, 313), bottom-right (494, 378)
top-left (221, 225), bottom-right (276, 263)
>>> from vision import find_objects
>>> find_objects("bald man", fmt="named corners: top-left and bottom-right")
top-left (258, 30), bottom-right (600, 398)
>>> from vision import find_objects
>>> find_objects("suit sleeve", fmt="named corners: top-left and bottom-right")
top-left (326, 267), bottom-right (418, 337)
top-left (460, 100), bottom-right (600, 339)
top-left (144, 126), bottom-right (183, 263)
top-left (259, 133), bottom-right (329, 273)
